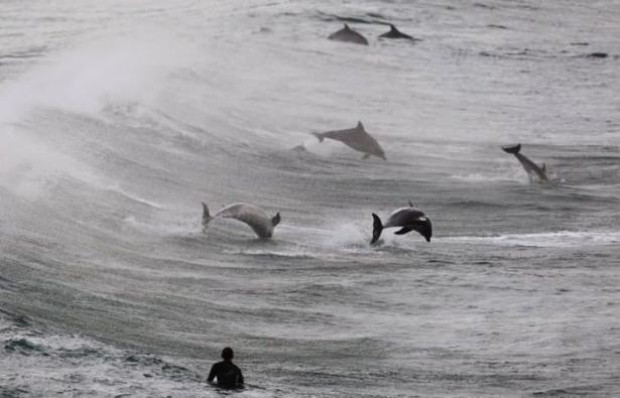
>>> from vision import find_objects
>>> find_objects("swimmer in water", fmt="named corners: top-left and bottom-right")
top-left (207, 347), bottom-right (244, 389)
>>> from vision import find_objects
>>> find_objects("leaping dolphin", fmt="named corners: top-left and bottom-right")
top-left (328, 24), bottom-right (369, 46)
top-left (501, 144), bottom-right (549, 182)
top-left (312, 121), bottom-right (386, 160)
top-left (378, 24), bottom-right (419, 41)
top-left (202, 202), bottom-right (281, 239)
top-left (371, 202), bottom-right (432, 244)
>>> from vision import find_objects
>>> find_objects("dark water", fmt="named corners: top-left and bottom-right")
top-left (1, 0), bottom-right (619, 396)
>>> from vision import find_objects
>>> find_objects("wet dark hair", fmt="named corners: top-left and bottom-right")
top-left (221, 347), bottom-right (234, 360)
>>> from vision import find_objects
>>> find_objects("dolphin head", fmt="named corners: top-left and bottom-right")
top-left (414, 216), bottom-right (432, 242)
top-left (374, 146), bottom-right (387, 160)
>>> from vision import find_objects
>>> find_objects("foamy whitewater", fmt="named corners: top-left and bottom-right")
top-left (1, 1), bottom-right (620, 397)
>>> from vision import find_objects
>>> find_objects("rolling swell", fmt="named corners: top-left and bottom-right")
top-left (0, 312), bottom-right (209, 397)
top-left (1, 0), bottom-right (619, 397)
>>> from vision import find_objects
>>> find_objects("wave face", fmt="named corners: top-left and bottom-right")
top-left (1, 0), bottom-right (620, 396)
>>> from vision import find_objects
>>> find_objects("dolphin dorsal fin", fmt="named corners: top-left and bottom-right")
top-left (390, 24), bottom-right (398, 32)
top-left (344, 24), bottom-right (350, 30)
top-left (356, 121), bottom-right (364, 131)
top-left (408, 201), bottom-right (414, 207)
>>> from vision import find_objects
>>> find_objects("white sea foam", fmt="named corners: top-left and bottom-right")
top-left (445, 230), bottom-right (620, 248)
top-left (0, 127), bottom-right (99, 199)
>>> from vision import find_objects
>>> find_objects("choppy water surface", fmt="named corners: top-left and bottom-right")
top-left (1, 0), bottom-right (619, 396)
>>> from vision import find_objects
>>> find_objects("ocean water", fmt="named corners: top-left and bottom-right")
top-left (1, 0), bottom-right (620, 397)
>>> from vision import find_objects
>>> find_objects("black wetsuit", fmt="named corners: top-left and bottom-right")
top-left (207, 360), bottom-right (244, 388)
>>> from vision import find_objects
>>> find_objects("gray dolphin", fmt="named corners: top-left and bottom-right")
top-left (202, 202), bottom-right (281, 239)
top-left (371, 202), bottom-right (432, 244)
top-left (312, 121), bottom-right (386, 160)
top-left (328, 24), bottom-right (369, 46)
top-left (378, 24), bottom-right (419, 41)
top-left (501, 144), bottom-right (549, 182)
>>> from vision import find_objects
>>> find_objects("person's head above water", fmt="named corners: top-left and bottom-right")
top-left (221, 347), bottom-right (234, 361)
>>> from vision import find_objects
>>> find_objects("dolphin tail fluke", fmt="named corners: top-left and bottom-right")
top-left (371, 213), bottom-right (383, 245)
top-left (501, 144), bottom-right (521, 154)
top-left (312, 132), bottom-right (325, 143)
top-left (271, 212), bottom-right (281, 227)
top-left (202, 202), bottom-right (212, 229)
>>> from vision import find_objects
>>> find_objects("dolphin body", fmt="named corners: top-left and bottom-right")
top-left (501, 144), bottom-right (549, 182)
top-left (378, 24), bottom-right (419, 41)
top-left (328, 24), bottom-right (369, 46)
top-left (202, 202), bottom-right (281, 239)
top-left (312, 121), bottom-right (386, 160)
top-left (371, 202), bottom-right (432, 244)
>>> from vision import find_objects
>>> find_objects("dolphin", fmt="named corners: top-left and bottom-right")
top-left (378, 24), bottom-right (418, 41)
top-left (312, 121), bottom-right (386, 160)
top-left (501, 144), bottom-right (549, 182)
top-left (291, 144), bottom-right (307, 152)
top-left (328, 24), bottom-right (369, 46)
top-left (371, 201), bottom-right (432, 244)
top-left (202, 202), bottom-right (281, 239)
